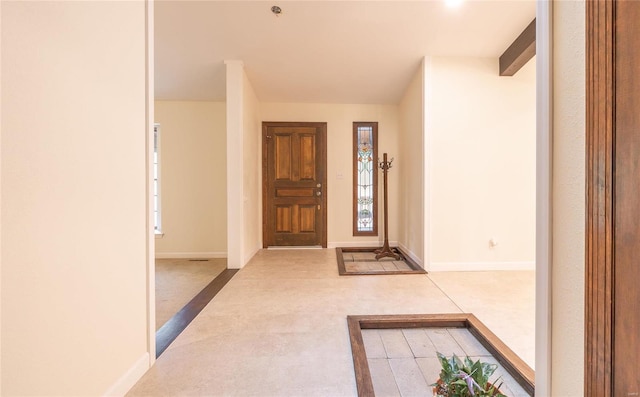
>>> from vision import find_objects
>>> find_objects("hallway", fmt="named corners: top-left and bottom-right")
top-left (128, 249), bottom-right (534, 396)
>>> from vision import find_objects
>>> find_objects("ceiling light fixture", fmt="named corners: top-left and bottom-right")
top-left (271, 5), bottom-right (282, 16)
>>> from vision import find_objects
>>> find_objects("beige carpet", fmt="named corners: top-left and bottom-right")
top-left (155, 258), bottom-right (227, 330)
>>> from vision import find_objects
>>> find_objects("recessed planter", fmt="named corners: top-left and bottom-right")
top-left (347, 313), bottom-right (534, 397)
top-left (336, 247), bottom-right (426, 276)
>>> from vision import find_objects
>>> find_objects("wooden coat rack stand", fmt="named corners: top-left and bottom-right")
top-left (375, 153), bottom-right (401, 261)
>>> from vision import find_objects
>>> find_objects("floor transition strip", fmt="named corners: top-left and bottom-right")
top-left (156, 268), bottom-right (239, 358)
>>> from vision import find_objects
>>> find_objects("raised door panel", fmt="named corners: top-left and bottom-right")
top-left (299, 134), bottom-right (317, 181)
top-left (274, 134), bottom-right (292, 181)
top-left (275, 206), bottom-right (292, 233)
top-left (299, 205), bottom-right (317, 233)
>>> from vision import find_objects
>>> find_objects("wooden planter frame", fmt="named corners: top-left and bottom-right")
top-left (347, 313), bottom-right (535, 397)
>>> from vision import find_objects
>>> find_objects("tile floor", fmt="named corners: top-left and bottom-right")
top-left (155, 258), bottom-right (227, 330)
top-left (342, 251), bottom-right (414, 273)
top-left (129, 249), bottom-right (534, 396)
top-left (362, 328), bottom-right (529, 396)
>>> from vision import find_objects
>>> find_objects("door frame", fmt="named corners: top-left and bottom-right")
top-left (261, 121), bottom-right (328, 248)
top-left (535, 3), bottom-right (552, 396)
top-left (145, 0), bottom-right (156, 368)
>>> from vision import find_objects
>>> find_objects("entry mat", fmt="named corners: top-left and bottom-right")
top-left (336, 247), bottom-right (426, 276)
top-left (348, 313), bottom-right (534, 397)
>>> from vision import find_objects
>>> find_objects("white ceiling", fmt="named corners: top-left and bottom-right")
top-left (155, 1), bottom-right (536, 104)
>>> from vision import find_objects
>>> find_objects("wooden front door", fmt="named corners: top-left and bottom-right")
top-left (262, 122), bottom-right (327, 247)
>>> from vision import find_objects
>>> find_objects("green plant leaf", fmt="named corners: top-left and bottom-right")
top-left (482, 362), bottom-right (498, 378)
top-left (435, 353), bottom-right (511, 397)
top-left (464, 356), bottom-right (475, 369)
top-left (453, 354), bottom-right (464, 369)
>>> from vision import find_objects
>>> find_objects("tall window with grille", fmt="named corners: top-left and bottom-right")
top-left (154, 124), bottom-right (162, 234)
top-left (353, 122), bottom-right (378, 236)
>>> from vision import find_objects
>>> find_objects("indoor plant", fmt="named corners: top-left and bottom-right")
top-left (432, 352), bottom-right (507, 397)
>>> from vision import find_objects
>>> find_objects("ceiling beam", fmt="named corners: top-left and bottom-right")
top-left (499, 18), bottom-right (536, 76)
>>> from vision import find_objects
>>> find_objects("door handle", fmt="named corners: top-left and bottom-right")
top-left (316, 191), bottom-right (322, 196)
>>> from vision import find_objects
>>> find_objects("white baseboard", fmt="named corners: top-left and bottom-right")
top-left (427, 261), bottom-right (536, 272)
top-left (397, 243), bottom-right (424, 268)
top-left (103, 353), bottom-right (149, 397)
top-left (328, 241), bottom-right (398, 249)
top-left (243, 246), bottom-right (260, 266)
top-left (155, 252), bottom-right (227, 259)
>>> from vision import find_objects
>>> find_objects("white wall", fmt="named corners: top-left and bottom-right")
top-left (154, 101), bottom-right (227, 258)
top-left (225, 61), bottom-right (261, 268)
top-left (551, 1), bottom-right (585, 395)
top-left (225, 61), bottom-right (244, 268)
top-left (242, 72), bottom-right (261, 260)
top-left (427, 57), bottom-right (536, 271)
top-left (0, 0), bottom-right (3, 390)
top-left (398, 64), bottom-right (425, 265)
top-left (1, 2), bottom-right (149, 395)
top-left (0, 1), bottom-right (3, 389)
top-left (260, 103), bottom-right (400, 247)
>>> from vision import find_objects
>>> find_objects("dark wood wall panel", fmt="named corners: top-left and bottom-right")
top-left (585, 1), bottom-right (615, 396)
top-left (586, 1), bottom-right (640, 395)
top-left (613, 1), bottom-right (640, 393)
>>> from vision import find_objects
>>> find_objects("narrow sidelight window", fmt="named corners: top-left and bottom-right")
top-left (353, 122), bottom-right (378, 236)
